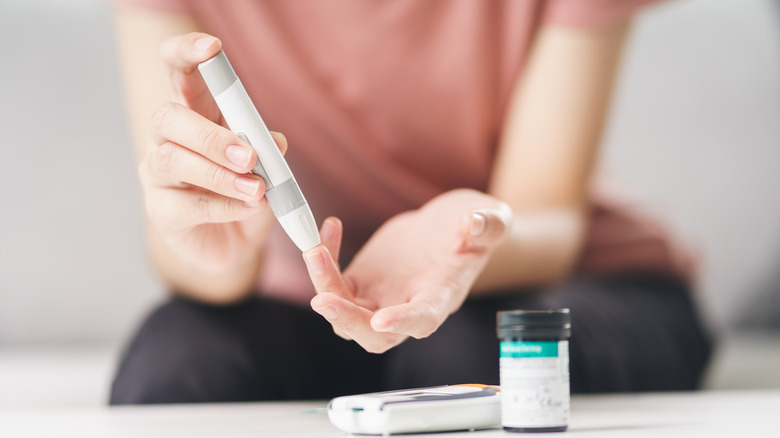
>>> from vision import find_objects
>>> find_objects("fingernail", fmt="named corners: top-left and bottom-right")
top-left (373, 319), bottom-right (394, 332)
top-left (195, 36), bottom-right (214, 52)
top-left (304, 250), bottom-right (326, 274)
top-left (244, 200), bottom-right (260, 208)
top-left (470, 212), bottom-right (486, 237)
top-left (226, 145), bottom-right (253, 168)
top-left (235, 176), bottom-right (260, 196)
top-left (314, 305), bottom-right (338, 320)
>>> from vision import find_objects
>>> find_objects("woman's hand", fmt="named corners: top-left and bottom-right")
top-left (302, 189), bottom-right (511, 353)
top-left (138, 32), bottom-right (286, 274)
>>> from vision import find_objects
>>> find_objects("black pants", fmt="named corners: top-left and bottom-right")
top-left (109, 273), bottom-right (712, 404)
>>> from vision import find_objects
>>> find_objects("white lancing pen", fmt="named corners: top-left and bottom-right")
top-left (198, 50), bottom-right (321, 251)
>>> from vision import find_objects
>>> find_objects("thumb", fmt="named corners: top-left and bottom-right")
top-left (458, 203), bottom-right (512, 253)
top-left (160, 32), bottom-right (223, 120)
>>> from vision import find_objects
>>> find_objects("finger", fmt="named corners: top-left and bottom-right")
top-left (270, 131), bottom-right (288, 156)
top-left (333, 327), bottom-right (353, 341)
top-left (151, 102), bottom-right (257, 174)
top-left (458, 203), bottom-right (512, 253)
top-left (310, 293), bottom-right (364, 341)
top-left (145, 187), bottom-right (265, 233)
top-left (303, 245), bottom-right (352, 299)
top-left (145, 141), bottom-right (265, 203)
top-left (161, 32), bottom-right (222, 72)
top-left (371, 297), bottom-right (443, 340)
top-left (319, 217), bottom-right (343, 267)
top-left (160, 32), bottom-right (223, 117)
top-left (311, 293), bottom-right (406, 354)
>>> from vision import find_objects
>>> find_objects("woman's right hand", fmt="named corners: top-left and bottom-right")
top-left (138, 32), bottom-right (285, 274)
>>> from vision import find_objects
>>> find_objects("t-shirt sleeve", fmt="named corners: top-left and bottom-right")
top-left (543, 0), bottom-right (665, 28)
top-left (109, 0), bottom-right (191, 14)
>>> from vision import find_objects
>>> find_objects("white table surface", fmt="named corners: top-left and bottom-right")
top-left (1, 391), bottom-right (778, 438)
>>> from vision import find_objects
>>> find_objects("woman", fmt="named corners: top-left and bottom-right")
top-left (110, 0), bottom-right (711, 404)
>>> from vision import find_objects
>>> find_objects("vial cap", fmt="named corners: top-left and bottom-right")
top-left (497, 309), bottom-right (571, 340)
top-left (498, 309), bottom-right (570, 328)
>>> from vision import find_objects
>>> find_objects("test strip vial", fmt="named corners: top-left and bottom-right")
top-left (497, 309), bottom-right (571, 432)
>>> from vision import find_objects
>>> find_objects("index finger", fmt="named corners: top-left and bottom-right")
top-left (151, 102), bottom-right (256, 174)
top-left (160, 32), bottom-right (223, 117)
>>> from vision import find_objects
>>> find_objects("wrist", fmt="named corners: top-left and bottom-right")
top-left (147, 226), bottom-right (262, 304)
top-left (471, 208), bottom-right (585, 294)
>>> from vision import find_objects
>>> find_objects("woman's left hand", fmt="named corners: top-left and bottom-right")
top-left (302, 189), bottom-right (511, 353)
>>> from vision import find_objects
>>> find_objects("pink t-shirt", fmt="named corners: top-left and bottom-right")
top-left (118, 0), bottom-right (688, 303)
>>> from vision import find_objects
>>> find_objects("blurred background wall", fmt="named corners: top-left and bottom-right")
top-left (0, 0), bottom-right (162, 344)
top-left (0, 0), bottom-right (778, 347)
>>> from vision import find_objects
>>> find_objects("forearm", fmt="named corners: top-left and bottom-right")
top-left (471, 207), bottom-right (585, 294)
top-left (475, 22), bottom-right (630, 293)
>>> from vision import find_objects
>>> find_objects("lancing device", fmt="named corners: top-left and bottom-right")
top-left (198, 50), bottom-right (320, 251)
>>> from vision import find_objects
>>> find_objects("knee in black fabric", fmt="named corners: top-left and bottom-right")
top-left (551, 274), bottom-right (713, 393)
top-left (384, 292), bottom-right (545, 389)
top-left (384, 320), bottom-right (498, 389)
top-left (384, 274), bottom-right (713, 394)
top-left (109, 298), bottom-right (260, 404)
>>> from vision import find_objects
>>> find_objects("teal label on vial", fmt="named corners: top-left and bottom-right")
top-left (500, 341), bottom-right (559, 358)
